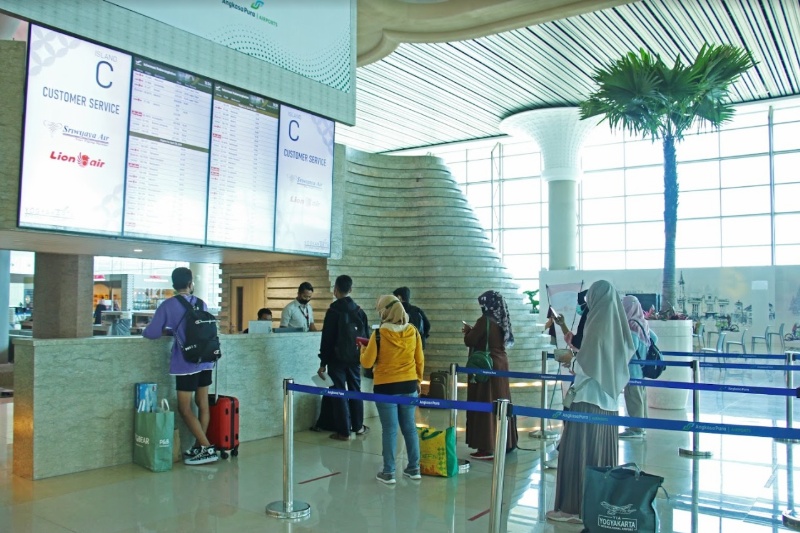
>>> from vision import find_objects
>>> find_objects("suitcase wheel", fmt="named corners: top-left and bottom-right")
top-left (231, 446), bottom-right (239, 457)
top-left (220, 450), bottom-right (229, 459)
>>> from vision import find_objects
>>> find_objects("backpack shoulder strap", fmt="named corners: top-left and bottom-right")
top-left (173, 294), bottom-right (193, 312)
top-left (376, 328), bottom-right (381, 355)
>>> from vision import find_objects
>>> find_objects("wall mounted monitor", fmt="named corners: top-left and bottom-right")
top-left (206, 84), bottom-right (279, 250)
top-left (122, 58), bottom-right (213, 244)
top-left (274, 105), bottom-right (334, 256)
top-left (19, 25), bottom-right (132, 235)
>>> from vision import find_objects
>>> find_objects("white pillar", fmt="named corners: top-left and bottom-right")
top-left (500, 108), bottom-right (598, 271)
top-left (189, 262), bottom-right (217, 308)
top-left (0, 250), bottom-right (9, 363)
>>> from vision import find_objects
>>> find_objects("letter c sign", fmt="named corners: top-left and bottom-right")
top-left (96, 61), bottom-right (113, 89)
top-left (289, 120), bottom-right (299, 141)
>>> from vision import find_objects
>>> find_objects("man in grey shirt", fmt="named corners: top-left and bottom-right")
top-left (280, 281), bottom-right (317, 331)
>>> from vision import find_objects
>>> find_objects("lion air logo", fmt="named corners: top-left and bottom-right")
top-left (50, 151), bottom-right (105, 168)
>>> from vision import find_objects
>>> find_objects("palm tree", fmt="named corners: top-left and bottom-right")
top-left (580, 45), bottom-right (754, 313)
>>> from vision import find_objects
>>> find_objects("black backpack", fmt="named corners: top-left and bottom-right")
top-left (174, 296), bottom-right (221, 364)
top-left (334, 306), bottom-right (365, 366)
top-left (633, 320), bottom-right (664, 379)
top-left (406, 306), bottom-right (426, 346)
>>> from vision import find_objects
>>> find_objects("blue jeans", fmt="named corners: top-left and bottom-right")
top-left (375, 392), bottom-right (419, 474)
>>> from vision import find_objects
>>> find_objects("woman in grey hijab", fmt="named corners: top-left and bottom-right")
top-left (546, 280), bottom-right (634, 525)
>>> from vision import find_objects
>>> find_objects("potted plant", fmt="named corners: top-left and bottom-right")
top-left (579, 45), bottom-right (755, 312)
top-left (523, 290), bottom-right (539, 314)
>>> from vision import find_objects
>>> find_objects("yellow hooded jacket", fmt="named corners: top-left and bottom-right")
top-left (360, 324), bottom-right (424, 387)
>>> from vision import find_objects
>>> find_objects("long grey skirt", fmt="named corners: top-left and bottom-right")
top-left (553, 401), bottom-right (619, 516)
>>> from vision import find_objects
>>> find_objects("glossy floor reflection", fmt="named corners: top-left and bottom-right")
top-left (0, 367), bottom-right (798, 532)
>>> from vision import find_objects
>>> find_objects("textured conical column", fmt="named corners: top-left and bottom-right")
top-left (500, 108), bottom-right (598, 270)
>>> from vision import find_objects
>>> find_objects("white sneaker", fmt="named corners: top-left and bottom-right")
top-left (619, 429), bottom-right (646, 439)
top-left (184, 446), bottom-right (219, 465)
top-left (543, 458), bottom-right (558, 469)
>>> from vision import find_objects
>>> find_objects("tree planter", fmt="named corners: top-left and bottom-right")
top-left (646, 320), bottom-right (693, 410)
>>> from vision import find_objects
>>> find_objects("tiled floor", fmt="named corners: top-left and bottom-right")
top-left (1, 367), bottom-right (799, 532)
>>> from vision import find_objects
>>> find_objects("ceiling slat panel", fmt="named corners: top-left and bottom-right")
top-left (335, 0), bottom-right (800, 153)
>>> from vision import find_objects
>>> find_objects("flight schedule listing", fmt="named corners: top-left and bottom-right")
top-left (123, 59), bottom-right (213, 243)
top-left (207, 85), bottom-right (280, 250)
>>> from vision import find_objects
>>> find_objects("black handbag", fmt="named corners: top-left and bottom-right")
top-left (582, 463), bottom-right (665, 532)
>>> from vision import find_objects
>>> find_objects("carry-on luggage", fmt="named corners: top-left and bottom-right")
top-left (426, 371), bottom-right (450, 399)
top-left (206, 366), bottom-right (239, 458)
top-left (208, 394), bottom-right (239, 458)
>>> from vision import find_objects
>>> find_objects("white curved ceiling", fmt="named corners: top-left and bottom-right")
top-left (339, 0), bottom-right (800, 153)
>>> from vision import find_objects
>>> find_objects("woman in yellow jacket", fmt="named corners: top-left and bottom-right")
top-left (361, 294), bottom-right (425, 484)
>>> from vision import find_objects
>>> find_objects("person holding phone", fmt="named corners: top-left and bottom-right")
top-left (462, 290), bottom-right (519, 460)
top-left (544, 306), bottom-right (559, 346)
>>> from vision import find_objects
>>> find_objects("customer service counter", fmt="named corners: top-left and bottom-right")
top-left (12, 332), bottom-right (323, 480)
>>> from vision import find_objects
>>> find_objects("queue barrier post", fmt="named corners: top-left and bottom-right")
top-left (450, 363), bottom-right (470, 473)
top-left (776, 351), bottom-right (800, 444)
top-left (679, 360), bottom-right (712, 458)
top-left (488, 399), bottom-right (510, 533)
top-left (266, 379), bottom-right (312, 520)
top-left (529, 350), bottom-right (559, 441)
top-left (784, 436), bottom-right (800, 530)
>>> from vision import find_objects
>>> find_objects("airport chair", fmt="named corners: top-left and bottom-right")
top-left (692, 323), bottom-right (705, 351)
top-left (767, 323), bottom-right (785, 354)
top-left (751, 326), bottom-right (770, 353)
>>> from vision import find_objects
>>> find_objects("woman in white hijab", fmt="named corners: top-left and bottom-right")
top-left (546, 280), bottom-right (634, 525)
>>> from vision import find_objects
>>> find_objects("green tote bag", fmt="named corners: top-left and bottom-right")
top-left (133, 400), bottom-right (175, 472)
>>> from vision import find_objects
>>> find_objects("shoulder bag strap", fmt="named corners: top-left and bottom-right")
top-left (484, 316), bottom-right (490, 352)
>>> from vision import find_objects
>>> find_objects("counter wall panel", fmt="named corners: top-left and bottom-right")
top-left (12, 333), bottom-right (322, 480)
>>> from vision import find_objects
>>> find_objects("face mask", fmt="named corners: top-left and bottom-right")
top-left (577, 304), bottom-right (587, 316)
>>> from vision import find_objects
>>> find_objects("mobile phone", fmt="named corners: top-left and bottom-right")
top-left (549, 306), bottom-right (560, 320)
top-left (461, 320), bottom-right (469, 326)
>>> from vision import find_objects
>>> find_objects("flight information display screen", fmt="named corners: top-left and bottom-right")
top-left (206, 85), bottom-right (279, 250)
top-left (123, 59), bottom-right (213, 244)
top-left (19, 25), bottom-right (334, 256)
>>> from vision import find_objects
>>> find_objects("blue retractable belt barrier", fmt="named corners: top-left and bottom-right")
top-left (511, 405), bottom-right (800, 441)
top-left (287, 382), bottom-right (494, 413)
top-left (458, 366), bottom-right (798, 396)
top-left (660, 350), bottom-right (788, 360)
top-left (288, 382), bottom-right (800, 441)
top-left (700, 362), bottom-right (800, 371)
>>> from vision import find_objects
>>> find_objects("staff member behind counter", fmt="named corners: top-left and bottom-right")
top-left (280, 282), bottom-right (317, 331)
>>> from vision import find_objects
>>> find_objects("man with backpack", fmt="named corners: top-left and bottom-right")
top-left (318, 275), bottom-right (370, 441)
top-left (393, 287), bottom-right (431, 349)
top-left (143, 267), bottom-right (220, 465)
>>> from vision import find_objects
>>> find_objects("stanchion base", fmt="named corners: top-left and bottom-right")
top-left (679, 448), bottom-right (713, 458)
top-left (783, 510), bottom-right (800, 531)
top-left (774, 438), bottom-right (800, 444)
top-left (528, 430), bottom-right (560, 440)
top-left (266, 500), bottom-right (311, 519)
top-left (458, 459), bottom-right (471, 473)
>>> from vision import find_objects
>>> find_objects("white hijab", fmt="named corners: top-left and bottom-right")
top-left (576, 280), bottom-right (635, 398)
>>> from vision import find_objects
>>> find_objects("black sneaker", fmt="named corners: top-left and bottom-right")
top-left (183, 445), bottom-right (201, 458)
top-left (184, 446), bottom-right (219, 465)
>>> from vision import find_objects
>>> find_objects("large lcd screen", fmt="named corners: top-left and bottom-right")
top-left (274, 106), bottom-right (334, 255)
top-left (19, 25), bottom-right (132, 234)
top-left (18, 25), bottom-right (335, 257)
top-left (206, 85), bottom-right (279, 250)
top-left (122, 59), bottom-right (213, 244)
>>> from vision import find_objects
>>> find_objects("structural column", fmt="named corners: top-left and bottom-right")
top-left (32, 253), bottom-right (93, 338)
top-left (0, 250), bottom-right (9, 362)
top-left (500, 108), bottom-right (598, 271)
top-left (189, 262), bottom-right (216, 308)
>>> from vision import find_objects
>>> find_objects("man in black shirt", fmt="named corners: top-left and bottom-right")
top-left (393, 287), bottom-right (431, 349)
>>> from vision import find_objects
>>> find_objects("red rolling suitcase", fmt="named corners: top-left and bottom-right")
top-left (208, 394), bottom-right (239, 458)
top-left (207, 367), bottom-right (240, 458)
